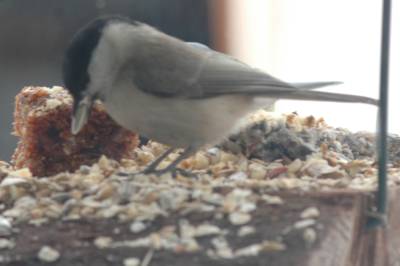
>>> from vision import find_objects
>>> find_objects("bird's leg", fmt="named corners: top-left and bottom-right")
top-left (151, 146), bottom-right (197, 178)
top-left (117, 147), bottom-right (174, 178)
top-left (142, 147), bottom-right (175, 174)
top-left (118, 146), bottom-right (197, 179)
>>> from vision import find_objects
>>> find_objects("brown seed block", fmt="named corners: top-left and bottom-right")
top-left (12, 86), bottom-right (139, 176)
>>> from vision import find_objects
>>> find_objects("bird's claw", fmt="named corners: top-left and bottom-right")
top-left (144, 167), bottom-right (198, 178)
top-left (117, 167), bottom-right (198, 180)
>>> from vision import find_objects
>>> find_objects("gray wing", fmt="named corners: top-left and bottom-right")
top-left (130, 38), bottom-right (209, 97)
top-left (131, 40), bottom-right (299, 98)
top-left (186, 43), bottom-right (344, 91)
top-left (132, 36), bottom-right (378, 105)
top-left (187, 43), bottom-right (344, 91)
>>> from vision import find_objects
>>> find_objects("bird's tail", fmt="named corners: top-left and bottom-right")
top-left (282, 89), bottom-right (379, 106)
top-left (275, 81), bottom-right (378, 106)
top-left (290, 81), bottom-right (343, 90)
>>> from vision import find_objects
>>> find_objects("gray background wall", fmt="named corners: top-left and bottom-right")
top-left (0, 0), bottom-right (210, 160)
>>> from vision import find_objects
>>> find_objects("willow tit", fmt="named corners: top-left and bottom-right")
top-left (62, 16), bottom-right (378, 176)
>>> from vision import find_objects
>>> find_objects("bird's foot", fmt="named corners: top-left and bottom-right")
top-left (117, 167), bottom-right (197, 180)
top-left (117, 145), bottom-right (198, 180)
top-left (144, 167), bottom-right (198, 178)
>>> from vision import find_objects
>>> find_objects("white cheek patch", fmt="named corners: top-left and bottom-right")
top-left (86, 26), bottom-right (121, 97)
top-left (87, 40), bottom-right (110, 94)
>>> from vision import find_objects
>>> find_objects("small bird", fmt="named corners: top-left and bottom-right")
top-left (62, 15), bottom-right (378, 176)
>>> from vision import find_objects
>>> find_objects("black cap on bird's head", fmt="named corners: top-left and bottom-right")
top-left (62, 15), bottom-right (134, 134)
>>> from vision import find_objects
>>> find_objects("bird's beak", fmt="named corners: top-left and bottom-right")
top-left (71, 95), bottom-right (93, 135)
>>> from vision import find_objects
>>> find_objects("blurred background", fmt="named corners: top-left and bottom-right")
top-left (0, 0), bottom-right (398, 160)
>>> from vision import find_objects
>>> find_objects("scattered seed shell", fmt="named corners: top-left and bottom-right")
top-left (37, 246), bottom-right (60, 262)
top-left (303, 228), bottom-right (317, 245)
top-left (94, 236), bottom-right (113, 249)
top-left (300, 207), bottom-right (320, 219)
top-left (237, 225), bottom-right (256, 237)
top-left (124, 257), bottom-right (140, 266)
top-left (294, 219), bottom-right (316, 230)
top-left (229, 212), bottom-right (251, 225)
top-left (130, 221), bottom-right (147, 234)
top-left (0, 217), bottom-right (12, 236)
top-left (0, 238), bottom-right (15, 250)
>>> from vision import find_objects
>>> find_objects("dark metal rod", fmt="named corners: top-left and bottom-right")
top-left (376, 0), bottom-right (391, 221)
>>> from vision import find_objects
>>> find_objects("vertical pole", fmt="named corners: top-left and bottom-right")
top-left (368, 0), bottom-right (391, 228)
